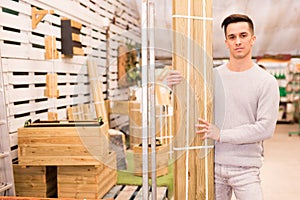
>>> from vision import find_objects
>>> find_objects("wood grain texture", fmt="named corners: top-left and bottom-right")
top-left (172, 0), bottom-right (214, 199)
top-left (17, 125), bottom-right (109, 166)
top-left (0, 0), bottom-right (140, 159)
top-left (57, 152), bottom-right (117, 199)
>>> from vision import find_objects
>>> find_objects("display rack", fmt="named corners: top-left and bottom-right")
top-left (258, 61), bottom-right (292, 123)
top-left (287, 62), bottom-right (300, 136)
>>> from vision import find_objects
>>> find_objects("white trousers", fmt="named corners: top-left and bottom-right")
top-left (215, 163), bottom-right (263, 200)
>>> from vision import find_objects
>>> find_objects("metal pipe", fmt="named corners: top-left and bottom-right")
top-left (141, 0), bottom-right (149, 199)
top-left (149, 1), bottom-right (157, 199)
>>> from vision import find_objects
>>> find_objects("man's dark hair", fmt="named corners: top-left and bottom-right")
top-left (221, 14), bottom-right (254, 36)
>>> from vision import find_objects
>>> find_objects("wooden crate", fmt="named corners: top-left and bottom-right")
top-left (13, 165), bottom-right (57, 198)
top-left (129, 102), bottom-right (172, 149)
top-left (57, 151), bottom-right (117, 199)
top-left (133, 144), bottom-right (169, 177)
top-left (18, 123), bottom-right (109, 166)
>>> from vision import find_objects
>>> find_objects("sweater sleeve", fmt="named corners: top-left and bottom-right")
top-left (219, 77), bottom-right (279, 144)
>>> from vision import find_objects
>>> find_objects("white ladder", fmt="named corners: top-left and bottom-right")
top-left (0, 60), bottom-right (15, 196)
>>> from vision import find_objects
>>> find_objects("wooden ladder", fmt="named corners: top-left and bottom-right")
top-left (0, 60), bottom-right (15, 196)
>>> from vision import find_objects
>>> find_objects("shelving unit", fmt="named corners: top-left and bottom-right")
top-left (258, 61), bottom-right (292, 123)
top-left (287, 62), bottom-right (300, 136)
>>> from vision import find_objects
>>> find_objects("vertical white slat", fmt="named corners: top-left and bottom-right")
top-left (141, 0), bottom-right (149, 199)
top-left (148, 1), bottom-right (157, 199)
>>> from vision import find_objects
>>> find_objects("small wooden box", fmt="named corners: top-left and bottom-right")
top-left (133, 144), bottom-right (169, 177)
top-left (57, 151), bottom-right (117, 199)
top-left (18, 122), bottom-right (109, 166)
top-left (13, 165), bottom-right (57, 198)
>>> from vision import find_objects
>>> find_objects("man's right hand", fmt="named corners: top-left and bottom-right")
top-left (166, 70), bottom-right (183, 87)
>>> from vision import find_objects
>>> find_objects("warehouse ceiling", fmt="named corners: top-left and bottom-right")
top-left (126, 0), bottom-right (300, 58)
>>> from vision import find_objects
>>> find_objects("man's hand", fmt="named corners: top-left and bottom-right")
top-left (166, 70), bottom-right (183, 87)
top-left (196, 118), bottom-right (220, 141)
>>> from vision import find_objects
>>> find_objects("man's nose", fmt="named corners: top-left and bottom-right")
top-left (235, 37), bottom-right (241, 45)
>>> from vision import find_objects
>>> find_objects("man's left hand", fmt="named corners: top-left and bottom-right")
top-left (196, 118), bottom-right (220, 141)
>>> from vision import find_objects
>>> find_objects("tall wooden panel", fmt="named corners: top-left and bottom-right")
top-left (172, 0), bottom-right (214, 199)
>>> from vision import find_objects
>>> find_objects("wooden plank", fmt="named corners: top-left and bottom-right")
top-left (0, 12), bottom-right (31, 31)
top-left (157, 187), bottom-right (168, 200)
top-left (28, 0), bottom-right (104, 29)
top-left (172, 0), bottom-right (214, 200)
top-left (4, 85), bottom-right (90, 103)
top-left (103, 185), bottom-right (123, 199)
top-left (133, 144), bottom-right (169, 177)
top-left (0, 0), bottom-right (30, 14)
top-left (148, 187), bottom-right (167, 200)
top-left (134, 186), bottom-right (143, 199)
top-left (57, 152), bottom-right (117, 198)
top-left (7, 97), bottom-right (89, 117)
top-left (30, 20), bottom-right (61, 38)
top-left (115, 185), bottom-right (138, 200)
top-left (87, 59), bottom-right (109, 123)
top-left (0, 29), bottom-right (29, 44)
top-left (18, 125), bottom-right (109, 166)
top-left (1, 59), bottom-right (86, 73)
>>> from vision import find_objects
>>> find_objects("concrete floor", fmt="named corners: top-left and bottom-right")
top-left (232, 123), bottom-right (300, 200)
top-left (261, 123), bottom-right (300, 200)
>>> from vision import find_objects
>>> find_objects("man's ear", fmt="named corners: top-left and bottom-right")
top-left (250, 35), bottom-right (256, 45)
top-left (225, 39), bottom-right (229, 49)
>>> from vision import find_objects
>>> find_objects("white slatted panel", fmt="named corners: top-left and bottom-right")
top-left (0, 0), bottom-right (140, 159)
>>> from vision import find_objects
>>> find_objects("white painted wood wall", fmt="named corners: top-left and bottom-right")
top-left (0, 0), bottom-right (140, 160)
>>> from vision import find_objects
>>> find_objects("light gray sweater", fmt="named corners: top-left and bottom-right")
top-left (214, 63), bottom-right (279, 168)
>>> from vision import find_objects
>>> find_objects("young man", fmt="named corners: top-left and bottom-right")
top-left (196, 14), bottom-right (279, 199)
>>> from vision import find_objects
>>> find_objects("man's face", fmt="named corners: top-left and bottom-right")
top-left (225, 22), bottom-right (256, 59)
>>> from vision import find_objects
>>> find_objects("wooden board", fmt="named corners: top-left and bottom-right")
top-left (117, 45), bottom-right (128, 86)
top-left (172, 0), bottom-right (214, 199)
top-left (103, 185), bottom-right (168, 200)
top-left (18, 124), bottom-right (109, 166)
top-left (133, 144), bottom-right (169, 177)
top-left (87, 59), bottom-right (109, 124)
top-left (107, 100), bottom-right (129, 115)
top-left (57, 151), bottom-right (117, 199)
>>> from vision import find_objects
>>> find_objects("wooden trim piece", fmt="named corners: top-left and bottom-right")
top-left (44, 36), bottom-right (59, 60)
top-left (32, 7), bottom-right (54, 29)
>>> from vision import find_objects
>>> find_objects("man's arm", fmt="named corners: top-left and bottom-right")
top-left (197, 78), bottom-right (279, 144)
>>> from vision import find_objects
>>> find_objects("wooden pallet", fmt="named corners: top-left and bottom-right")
top-left (103, 185), bottom-right (168, 200)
